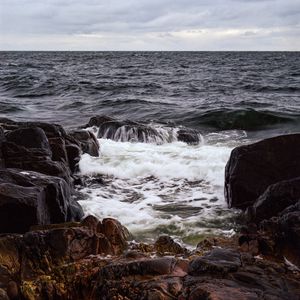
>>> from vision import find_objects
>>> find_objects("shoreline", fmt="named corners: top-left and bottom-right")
top-left (0, 116), bottom-right (299, 299)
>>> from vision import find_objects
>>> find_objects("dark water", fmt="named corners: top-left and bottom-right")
top-left (1, 51), bottom-right (300, 137)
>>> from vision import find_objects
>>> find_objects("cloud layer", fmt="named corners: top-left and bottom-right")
top-left (0, 0), bottom-right (299, 50)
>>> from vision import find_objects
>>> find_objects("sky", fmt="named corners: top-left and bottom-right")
top-left (0, 0), bottom-right (299, 51)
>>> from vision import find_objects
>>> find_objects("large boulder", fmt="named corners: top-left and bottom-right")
top-left (0, 168), bottom-right (83, 233)
top-left (225, 134), bottom-right (300, 209)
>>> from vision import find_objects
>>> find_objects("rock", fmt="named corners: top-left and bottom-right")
top-left (188, 248), bottom-right (241, 275)
top-left (260, 209), bottom-right (300, 267)
top-left (5, 127), bottom-right (51, 153)
top-left (6, 281), bottom-right (19, 300)
top-left (98, 257), bottom-right (177, 280)
top-left (225, 134), bottom-right (300, 209)
top-left (84, 115), bottom-right (115, 128)
top-left (177, 128), bottom-right (201, 145)
top-left (247, 177), bottom-right (300, 222)
top-left (0, 127), bottom-right (6, 168)
top-left (0, 289), bottom-right (9, 300)
top-left (0, 168), bottom-right (83, 233)
top-left (154, 235), bottom-right (188, 255)
top-left (65, 144), bottom-right (81, 173)
top-left (97, 218), bottom-right (130, 255)
top-left (69, 130), bottom-right (99, 157)
top-left (2, 134), bottom-right (72, 185)
top-left (83, 115), bottom-right (201, 145)
top-left (0, 235), bottom-right (21, 287)
top-left (188, 282), bottom-right (260, 300)
top-left (48, 137), bottom-right (68, 164)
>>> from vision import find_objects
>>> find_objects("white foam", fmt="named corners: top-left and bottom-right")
top-left (78, 137), bottom-right (238, 244)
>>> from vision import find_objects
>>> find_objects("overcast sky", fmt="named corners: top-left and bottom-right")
top-left (0, 0), bottom-right (299, 50)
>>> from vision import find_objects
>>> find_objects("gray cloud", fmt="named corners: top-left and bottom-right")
top-left (0, 0), bottom-right (299, 50)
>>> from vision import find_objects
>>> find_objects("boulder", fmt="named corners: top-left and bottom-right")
top-left (5, 127), bottom-right (51, 153)
top-left (2, 129), bottom-right (73, 185)
top-left (188, 248), bottom-right (241, 275)
top-left (0, 168), bottom-right (83, 233)
top-left (247, 177), bottom-right (300, 222)
top-left (225, 134), bottom-right (300, 209)
top-left (0, 127), bottom-right (6, 168)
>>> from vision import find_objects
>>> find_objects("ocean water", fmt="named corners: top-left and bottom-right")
top-left (1, 51), bottom-right (300, 244)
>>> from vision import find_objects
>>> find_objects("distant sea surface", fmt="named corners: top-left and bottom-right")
top-left (1, 51), bottom-right (300, 244)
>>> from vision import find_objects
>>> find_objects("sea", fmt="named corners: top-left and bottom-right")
top-left (1, 51), bottom-right (299, 245)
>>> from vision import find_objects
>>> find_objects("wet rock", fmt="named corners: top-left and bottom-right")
top-left (154, 235), bottom-right (188, 255)
top-left (48, 137), bottom-right (68, 164)
top-left (225, 134), bottom-right (300, 209)
top-left (83, 115), bottom-right (201, 145)
top-left (69, 130), bottom-right (99, 157)
top-left (97, 218), bottom-right (130, 255)
top-left (98, 257), bottom-right (177, 281)
top-left (84, 115), bottom-right (115, 128)
top-left (260, 209), bottom-right (300, 267)
top-left (65, 144), bottom-right (81, 173)
top-left (0, 168), bottom-right (83, 233)
top-left (188, 248), bottom-right (241, 275)
top-left (2, 136), bottom-right (72, 185)
top-left (247, 177), bottom-right (300, 222)
top-left (5, 127), bottom-right (51, 153)
top-left (177, 128), bottom-right (201, 145)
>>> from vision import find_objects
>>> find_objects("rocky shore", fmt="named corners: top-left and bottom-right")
top-left (0, 116), bottom-right (299, 300)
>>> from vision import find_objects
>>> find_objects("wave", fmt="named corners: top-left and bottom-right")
top-left (193, 108), bottom-right (298, 131)
top-left (85, 115), bottom-right (202, 145)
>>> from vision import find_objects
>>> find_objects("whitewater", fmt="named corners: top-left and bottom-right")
top-left (78, 129), bottom-right (246, 245)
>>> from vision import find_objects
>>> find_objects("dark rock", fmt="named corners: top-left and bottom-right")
top-left (225, 134), bottom-right (300, 209)
top-left (0, 168), bottom-right (83, 233)
top-left (188, 282), bottom-right (260, 300)
top-left (2, 139), bottom-right (72, 185)
top-left (98, 257), bottom-right (177, 281)
top-left (48, 137), bottom-right (68, 164)
top-left (188, 248), bottom-right (241, 275)
top-left (177, 128), bottom-right (201, 145)
top-left (0, 127), bottom-right (5, 168)
top-left (83, 115), bottom-right (201, 145)
top-left (84, 115), bottom-right (115, 128)
top-left (0, 183), bottom-right (48, 233)
top-left (247, 177), bottom-right (300, 222)
top-left (69, 130), bottom-right (99, 157)
top-left (65, 144), bottom-right (81, 173)
top-left (5, 127), bottom-right (51, 153)
top-left (154, 235), bottom-right (188, 255)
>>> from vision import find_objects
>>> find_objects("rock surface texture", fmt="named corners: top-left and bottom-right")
top-left (225, 133), bottom-right (300, 271)
top-left (0, 119), bottom-right (299, 299)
